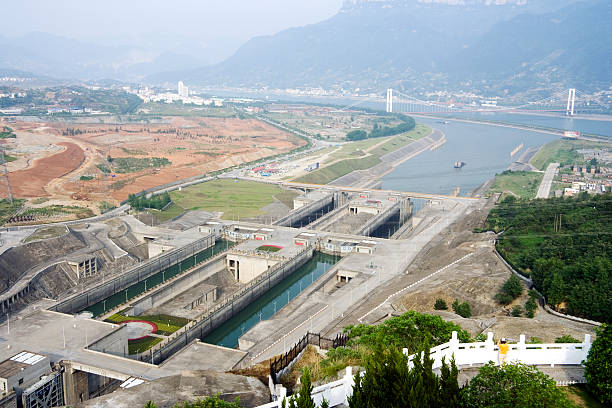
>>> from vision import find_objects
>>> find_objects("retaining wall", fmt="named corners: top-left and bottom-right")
top-left (131, 256), bottom-right (226, 315)
top-left (50, 234), bottom-right (216, 315)
top-left (274, 194), bottom-right (333, 227)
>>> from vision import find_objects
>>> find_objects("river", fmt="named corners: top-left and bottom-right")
top-left (381, 114), bottom-right (611, 196)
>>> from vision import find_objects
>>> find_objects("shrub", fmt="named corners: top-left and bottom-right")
top-left (511, 305), bottom-right (523, 317)
top-left (456, 302), bottom-right (472, 318)
top-left (555, 335), bottom-right (581, 343)
top-left (434, 298), bottom-right (448, 310)
top-left (461, 362), bottom-right (574, 408)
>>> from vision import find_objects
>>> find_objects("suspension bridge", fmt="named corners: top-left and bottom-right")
top-left (384, 87), bottom-right (607, 116)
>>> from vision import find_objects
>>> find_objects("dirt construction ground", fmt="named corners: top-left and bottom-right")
top-left (0, 117), bottom-right (304, 210)
top-left (322, 196), bottom-right (597, 343)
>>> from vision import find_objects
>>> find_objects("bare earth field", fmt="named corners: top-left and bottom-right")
top-left (0, 117), bottom-right (304, 209)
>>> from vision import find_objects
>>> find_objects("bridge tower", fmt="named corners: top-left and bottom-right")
top-left (386, 89), bottom-right (393, 113)
top-left (566, 88), bottom-right (576, 116)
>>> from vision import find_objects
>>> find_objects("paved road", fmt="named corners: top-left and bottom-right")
top-left (536, 162), bottom-right (559, 198)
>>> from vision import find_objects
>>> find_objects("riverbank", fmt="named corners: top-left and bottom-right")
top-left (329, 129), bottom-right (446, 188)
top-left (293, 124), bottom-right (434, 185)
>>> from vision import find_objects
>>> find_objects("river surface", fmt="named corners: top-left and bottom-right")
top-left (202, 252), bottom-right (339, 348)
top-left (381, 117), bottom-right (561, 196)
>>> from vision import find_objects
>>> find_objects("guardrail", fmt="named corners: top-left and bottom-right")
top-left (404, 331), bottom-right (591, 370)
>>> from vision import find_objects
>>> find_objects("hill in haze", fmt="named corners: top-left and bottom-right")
top-left (150, 0), bottom-right (610, 95)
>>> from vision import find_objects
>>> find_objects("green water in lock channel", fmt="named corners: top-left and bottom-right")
top-left (202, 251), bottom-right (339, 349)
top-left (85, 239), bottom-right (235, 317)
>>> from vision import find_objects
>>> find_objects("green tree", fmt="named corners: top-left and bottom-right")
top-left (456, 302), bottom-right (472, 318)
top-left (435, 298), bottom-right (448, 310)
top-left (511, 305), bottom-right (523, 317)
top-left (144, 402), bottom-right (157, 408)
top-left (452, 299), bottom-right (460, 313)
top-left (348, 343), bottom-right (458, 408)
top-left (289, 368), bottom-right (315, 408)
top-left (495, 275), bottom-right (523, 305)
top-left (346, 130), bottom-right (367, 141)
top-left (525, 298), bottom-right (537, 318)
top-left (461, 362), bottom-right (574, 408)
top-left (584, 324), bottom-right (612, 405)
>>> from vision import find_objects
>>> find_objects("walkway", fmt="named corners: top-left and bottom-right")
top-left (536, 162), bottom-right (559, 199)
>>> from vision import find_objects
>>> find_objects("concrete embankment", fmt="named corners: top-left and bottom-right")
top-left (50, 235), bottom-right (216, 315)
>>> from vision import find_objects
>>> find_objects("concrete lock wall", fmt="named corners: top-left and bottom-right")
top-left (89, 325), bottom-right (129, 357)
top-left (131, 257), bottom-right (226, 315)
top-left (357, 201), bottom-right (401, 236)
top-left (51, 235), bottom-right (216, 315)
top-left (144, 248), bottom-right (314, 365)
top-left (274, 194), bottom-right (333, 227)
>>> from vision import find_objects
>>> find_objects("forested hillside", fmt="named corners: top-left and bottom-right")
top-left (485, 193), bottom-right (611, 322)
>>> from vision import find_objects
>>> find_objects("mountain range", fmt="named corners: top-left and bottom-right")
top-left (1, 0), bottom-right (610, 97)
top-left (149, 0), bottom-right (611, 95)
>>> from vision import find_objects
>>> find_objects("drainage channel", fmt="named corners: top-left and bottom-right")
top-left (202, 252), bottom-right (339, 348)
top-left (84, 239), bottom-right (235, 317)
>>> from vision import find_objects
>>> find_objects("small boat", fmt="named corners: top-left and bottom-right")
top-left (454, 161), bottom-right (466, 168)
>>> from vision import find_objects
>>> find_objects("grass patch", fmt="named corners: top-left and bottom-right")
top-left (139, 102), bottom-right (236, 117)
top-left (105, 313), bottom-right (190, 336)
top-left (561, 384), bottom-right (606, 408)
top-left (97, 163), bottom-right (111, 173)
top-left (171, 179), bottom-right (294, 220)
top-left (295, 124), bottom-right (431, 185)
top-left (487, 170), bottom-right (544, 199)
top-left (110, 177), bottom-right (135, 191)
top-left (0, 126), bottom-right (16, 139)
top-left (31, 198), bottom-right (49, 205)
top-left (274, 189), bottom-right (299, 209)
top-left (23, 225), bottom-right (67, 243)
top-left (79, 175), bottom-right (94, 181)
top-left (121, 147), bottom-right (147, 155)
top-left (21, 205), bottom-right (94, 222)
top-left (257, 245), bottom-right (282, 252)
top-left (294, 155), bottom-right (380, 185)
top-left (531, 139), bottom-right (611, 170)
top-left (194, 151), bottom-right (222, 157)
top-left (98, 201), bottom-right (116, 213)
top-left (149, 202), bottom-right (185, 223)
top-left (0, 154), bottom-right (16, 163)
top-left (128, 336), bottom-right (163, 355)
top-left (0, 198), bottom-right (25, 225)
top-left (327, 138), bottom-right (387, 162)
top-left (111, 157), bottom-right (170, 173)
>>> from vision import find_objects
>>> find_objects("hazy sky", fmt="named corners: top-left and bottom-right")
top-left (1, 0), bottom-right (344, 45)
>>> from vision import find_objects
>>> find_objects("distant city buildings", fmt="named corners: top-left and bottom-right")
top-left (178, 81), bottom-right (189, 98)
top-left (130, 82), bottom-right (223, 107)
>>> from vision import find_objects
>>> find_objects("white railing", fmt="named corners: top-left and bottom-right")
top-left (258, 367), bottom-right (355, 408)
top-left (404, 331), bottom-right (591, 370)
top-left (255, 331), bottom-right (591, 408)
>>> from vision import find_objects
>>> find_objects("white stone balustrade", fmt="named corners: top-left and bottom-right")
top-left (256, 331), bottom-right (591, 408)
